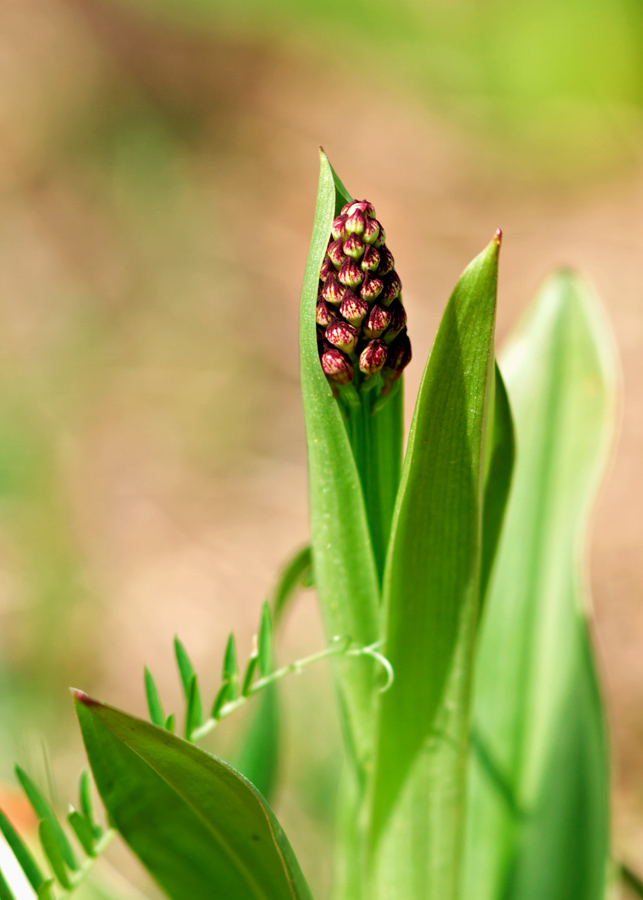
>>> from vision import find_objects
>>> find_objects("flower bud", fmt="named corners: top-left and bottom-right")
top-left (348, 200), bottom-right (376, 217)
top-left (361, 246), bottom-right (380, 273)
top-left (343, 232), bottom-right (365, 260)
top-left (321, 344), bottom-right (354, 385)
top-left (378, 246), bottom-right (395, 275)
top-left (327, 238), bottom-right (345, 269)
top-left (322, 273), bottom-right (346, 306)
top-left (363, 304), bottom-right (392, 339)
top-left (360, 275), bottom-right (384, 302)
top-left (374, 225), bottom-right (386, 249)
top-left (326, 317), bottom-right (359, 353)
top-left (338, 258), bottom-right (365, 290)
top-left (319, 256), bottom-right (333, 281)
top-left (382, 272), bottom-right (402, 305)
top-left (316, 298), bottom-right (333, 327)
top-left (383, 329), bottom-right (412, 381)
top-left (362, 217), bottom-right (381, 245)
top-left (339, 291), bottom-right (369, 325)
top-left (359, 339), bottom-right (388, 376)
top-left (345, 209), bottom-right (366, 236)
top-left (331, 214), bottom-right (348, 240)
top-left (384, 299), bottom-right (407, 341)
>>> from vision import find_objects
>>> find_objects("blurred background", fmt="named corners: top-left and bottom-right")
top-left (1, 0), bottom-right (643, 895)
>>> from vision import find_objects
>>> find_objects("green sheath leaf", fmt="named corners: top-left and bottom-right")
top-left (462, 270), bottom-right (616, 900)
top-left (271, 546), bottom-right (313, 621)
top-left (39, 820), bottom-right (71, 890)
top-left (368, 234), bottom-right (502, 899)
top-left (75, 692), bottom-right (314, 900)
top-left (67, 810), bottom-right (96, 857)
top-left (144, 667), bottom-right (166, 728)
top-left (299, 150), bottom-right (380, 778)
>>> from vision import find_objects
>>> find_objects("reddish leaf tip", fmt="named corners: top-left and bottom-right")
top-left (494, 227), bottom-right (503, 245)
top-left (71, 689), bottom-right (98, 706)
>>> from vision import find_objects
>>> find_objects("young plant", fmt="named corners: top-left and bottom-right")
top-left (0, 151), bottom-right (627, 900)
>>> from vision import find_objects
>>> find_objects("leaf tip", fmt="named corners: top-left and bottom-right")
top-left (71, 689), bottom-right (98, 707)
top-left (494, 227), bottom-right (502, 246)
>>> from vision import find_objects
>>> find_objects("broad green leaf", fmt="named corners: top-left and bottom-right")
top-left (462, 271), bottom-right (616, 900)
top-left (39, 820), bottom-right (71, 890)
top-left (367, 234), bottom-right (502, 900)
top-left (75, 692), bottom-right (314, 900)
top-left (144, 667), bottom-right (165, 728)
top-left (300, 150), bottom-right (380, 778)
top-left (0, 807), bottom-right (45, 892)
top-left (15, 768), bottom-right (77, 871)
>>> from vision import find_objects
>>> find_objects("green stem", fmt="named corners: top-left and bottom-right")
top-left (64, 830), bottom-right (115, 897)
top-left (622, 863), bottom-right (643, 897)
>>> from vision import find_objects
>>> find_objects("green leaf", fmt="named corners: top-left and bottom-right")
top-left (164, 713), bottom-right (175, 733)
top-left (75, 692), bottom-right (314, 900)
top-left (39, 819), bottom-right (71, 890)
top-left (67, 810), bottom-right (96, 857)
top-left (144, 667), bottom-right (165, 728)
top-left (79, 770), bottom-right (100, 839)
top-left (299, 150), bottom-right (380, 778)
top-left (222, 633), bottom-right (239, 699)
top-left (367, 234), bottom-right (502, 899)
top-left (0, 807), bottom-right (45, 892)
top-left (184, 675), bottom-right (202, 739)
top-left (241, 653), bottom-right (259, 698)
top-left (232, 684), bottom-right (280, 800)
top-left (462, 271), bottom-right (616, 900)
top-left (37, 881), bottom-right (56, 900)
top-left (271, 545), bottom-right (313, 621)
top-left (15, 768), bottom-right (77, 871)
top-left (257, 602), bottom-right (273, 679)
top-left (0, 870), bottom-right (17, 900)
top-left (211, 682), bottom-right (230, 720)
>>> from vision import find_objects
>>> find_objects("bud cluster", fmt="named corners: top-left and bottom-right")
top-left (317, 200), bottom-right (412, 391)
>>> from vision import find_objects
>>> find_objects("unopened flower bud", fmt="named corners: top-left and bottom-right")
top-left (384, 329), bottom-right (412, 381)
top-left (340, 202), bottom-right (352, 215)
top-left (322, 273), bottom-right (346, 306)
top-left (363, 304), bottom-right (392, 339)
top-left (345, 209), bottom-right (366, 235)
top-left (361, 246), bottom-right (380, 273)
top-left (360, 275), bottom-right (384, 302)
top-left (321, 345), bottom-right (354, 385)
top-left (348, 200), bottom-right (376, 217)
top-left (343, 233), bottom-right (365, 260)
top-left (320, 257), bottom-right (333, 281)
top-left (384, 299), bottom-right (407, 341)
top-left (331, 214), bottom-right (348, 240)
top-left (338, 258), bottom-right (365, 290)
top-left (316, 298), bottom-right (333, 327)
top-left (327, 239), bottom-right (345, 269)
top-left (362, 217), bottom-right (381, 245)
top-left (340, 291), bottom-right (369, 325)
top-left (378, 246), bottom-right (395, 275)
top-left (326, 318), bottom-right (359, 353)
top-left (382, 272), bottom-right (402, 305)
top-left (374, 225), bottom-right (386, 248)
top-left (359, 339), bottom-right (388, 376)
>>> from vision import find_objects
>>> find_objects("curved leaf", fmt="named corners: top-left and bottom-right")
top-left (75, 692), bottom-right (314, 900)
top-left (462, 270), bottom-right (616, 900)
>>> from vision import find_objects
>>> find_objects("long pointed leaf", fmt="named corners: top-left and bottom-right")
top-left (368, 234), bottom-right (501, 900)
top-left (462, 270), bottom-right (616, 900)
top-left (75, 692), bottom-right (314, 900)
top-left (15, 768), bottom-right (77, 871)
top-left (0, 808), bottom-right (45, 892)
top-left (300, 150), bottom-right (380, 777)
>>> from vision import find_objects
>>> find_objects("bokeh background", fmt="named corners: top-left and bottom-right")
top-left (1, 0), bottom-right (643, 895)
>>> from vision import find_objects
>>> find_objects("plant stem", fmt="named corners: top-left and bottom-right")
top-left (622, 863), bottom-right (643, 897)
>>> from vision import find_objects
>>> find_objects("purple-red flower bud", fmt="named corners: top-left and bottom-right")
top-left (359, 339), bottom-right (388, 376)
top-left (326, 318), bottom-right (359, 353)
top-left (378, 246), bottom-right (395, 275)
top-left (374, 225), bottom-right (386, 249)
top-left (382, 272), bottom-right (402, 305)
top-left (331, 214), bottom-right (348, 240)
top-left (338, 258), bottom-right (365, 290)
top-left (385, 299), bottom-right (407, 341)
top-left (384, 329), bottom-right (412, 380)
top-left (320, 256), bottom-right (333, 281)
top-left (321, 345), bottom-right (354, 385)
top-left (363, 304), bottom-right (392, 339)
top-left (349, 200), bottom-right (376, 217)
top-left (345, 209), bottom-right (366, 236)
top-left (343, 233), bottom-right (365, 260)
top-left (316, 298), bottom-right (333, 327)
top-left (322, 273), bottom-right (346, 306)
top-left (361, 246), bottom-right (380, 273)
top-left (360, 275), bottom-right (384, 302)
top-left (340, 291), bottom-right (369, 325)
top-left (362, 217), bottom-right (381, 245)
top-left (327, 239), bottom-right (345, 269)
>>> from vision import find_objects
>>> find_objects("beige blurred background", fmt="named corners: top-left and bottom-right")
top-left (1, 0), bottom-right (643, 894)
